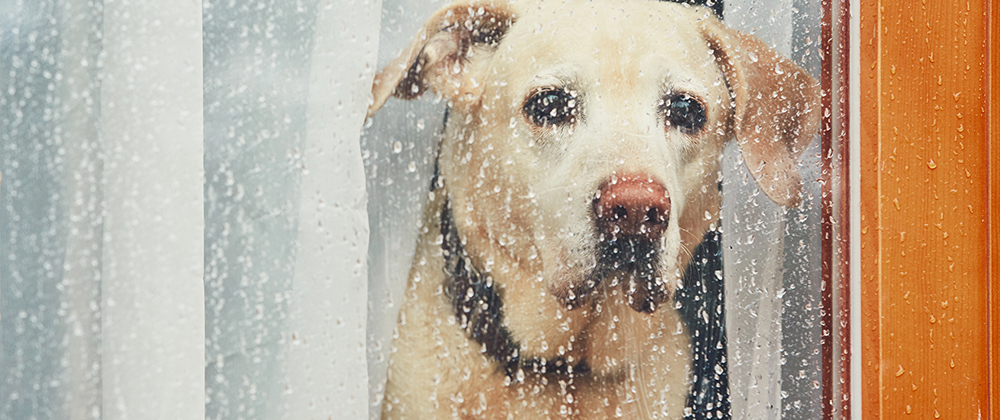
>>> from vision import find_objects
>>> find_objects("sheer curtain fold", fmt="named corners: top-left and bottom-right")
top-left (724, 1), bottom-right (824, 418)
top-left (2, 0), bottom-right (206, 417)
top-left (283, 0), bottom-right (379, 418)
top-left (99, 0), bottom-right (205, 418)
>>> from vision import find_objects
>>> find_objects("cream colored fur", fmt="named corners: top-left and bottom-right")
top-left (367, 1), bottom-right (820, 418)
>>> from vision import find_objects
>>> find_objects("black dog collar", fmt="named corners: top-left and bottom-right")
top-left (439, 199), bottom-right (590, 379)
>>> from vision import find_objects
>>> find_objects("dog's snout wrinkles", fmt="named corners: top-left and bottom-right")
top-left (594, 175), bottom-right (670, 240)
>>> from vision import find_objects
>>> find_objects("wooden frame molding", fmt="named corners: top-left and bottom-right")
top-left (989, 0), bottom-right (1000, 417)
top-left (820, 0), bottom-right (851, 418)
top-left (860, 0), bottom-right (991, 418)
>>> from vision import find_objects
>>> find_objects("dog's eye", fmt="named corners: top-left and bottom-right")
top-left (664, 94), bottom-right (706, 135)
top-left (523, 89), bottom-right (577, 127)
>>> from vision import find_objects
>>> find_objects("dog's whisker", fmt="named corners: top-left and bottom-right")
top-left (671, 242), bottom-right (696, 268)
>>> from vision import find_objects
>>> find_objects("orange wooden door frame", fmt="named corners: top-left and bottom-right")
top-left (990, 0), bottom-right (1000, 418)
top-left (859, 0), bottom-right (994, 418)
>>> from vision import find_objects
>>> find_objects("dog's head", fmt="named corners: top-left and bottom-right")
top-left (369, 0), bottom-right (819, 373)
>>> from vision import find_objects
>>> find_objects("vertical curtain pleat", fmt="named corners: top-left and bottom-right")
top-left (1, 0), bottom-right (105, 418)
top-left (281, 0), bottom-right (379, 419)
top-left (57, 0), bottom-right (105, 417)
top-left (722, 141), bottom-right (788, 420)
top-left (362, 2), bottom-right (450, 415)
top-left (723, 0), bottom-right (824, 419)
top-left (1, 1), bottom-right (76, 417)
top-left (99, 0), bottom-right (205, 418)
top-left (200, 0), bottom-right (317, 416)
top-left (722, 0), bottom-right (793, 415)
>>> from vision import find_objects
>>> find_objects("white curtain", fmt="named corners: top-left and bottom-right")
top-left (361, 1), bottom-right (449, 415)
top-left (99, 0), bottom-right (205, 418)
top-left (1, 0), bottom-right (378, 418)
top-left (724, 0), bottom-right (824, 418)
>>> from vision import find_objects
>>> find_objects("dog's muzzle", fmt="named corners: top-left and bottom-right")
top-left (563, 175), bottom-right (673, 314)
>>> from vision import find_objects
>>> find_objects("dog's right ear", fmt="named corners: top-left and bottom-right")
top-left (367, 1), bottom-right (516, 119)
top-left (700, 18), bottom-right (821, 208)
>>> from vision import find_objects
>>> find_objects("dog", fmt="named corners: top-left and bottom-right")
top-left (366, 0), bottom-right (820, 418)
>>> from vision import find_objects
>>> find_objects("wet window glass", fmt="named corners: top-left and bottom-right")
top-left (2, 1), bottom-right (375, 418)
top-left (0, 0), bottom-right (851, 418)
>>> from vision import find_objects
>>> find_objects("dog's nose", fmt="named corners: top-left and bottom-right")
top-left (593, 175), bottom-right (670, 240)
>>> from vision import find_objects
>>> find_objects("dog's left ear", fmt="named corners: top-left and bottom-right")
top-left (701, 19), bottom-right (821, 208)
top-left (367, 1), bottom-right (516, 118)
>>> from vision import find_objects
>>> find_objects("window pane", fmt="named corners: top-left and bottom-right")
top-left (363, 0), bottom-right (844, 419)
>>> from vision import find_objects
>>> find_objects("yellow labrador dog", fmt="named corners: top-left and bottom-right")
top-left (367, 0), bottom-right (819, 418)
